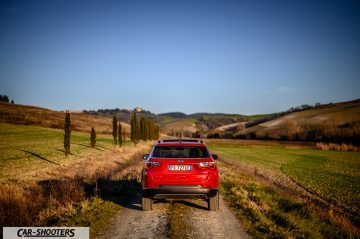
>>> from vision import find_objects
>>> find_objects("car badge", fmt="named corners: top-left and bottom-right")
top-left (177, 160), bottom-right (184, 162)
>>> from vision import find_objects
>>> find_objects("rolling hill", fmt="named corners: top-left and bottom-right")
top-left (0, 102), bottom-right (130, 134)
top-left (2, 99), bottom-right (359, 143)
top-left (231, 99), bottom-right (360, 143)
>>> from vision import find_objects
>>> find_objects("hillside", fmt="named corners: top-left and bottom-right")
top-left (233, 100), bottom-right (360, 143)
top-left (0, 102), bottom-right (130, 134)
top-left (85, 108), bottom-right (254, 137)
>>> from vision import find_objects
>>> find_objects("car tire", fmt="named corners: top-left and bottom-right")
top-left (208, 191), bottom-right (219, 211)
top-left (142, 197), bottom-right (152, 211)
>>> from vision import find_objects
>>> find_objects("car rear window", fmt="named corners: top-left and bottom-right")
top-left (152, 146), bottom-right (209, 158)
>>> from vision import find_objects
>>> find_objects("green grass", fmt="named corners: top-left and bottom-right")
top-left (220, 168), bottom-right (352, 238)
top-left (0, 123), bottom-right (130, 181)
top-left (210, 144), bottom-right (360, 216)
top-left (42, 197), bottom-right (121, 238)
top-left (244, 113), bottom-right (276, 120)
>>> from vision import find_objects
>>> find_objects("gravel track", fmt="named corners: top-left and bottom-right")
top-left (97, 194), bottom-right (250, 239)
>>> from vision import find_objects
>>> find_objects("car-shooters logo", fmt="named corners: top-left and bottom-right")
top-left (3, 227), bottom-right (89, 239)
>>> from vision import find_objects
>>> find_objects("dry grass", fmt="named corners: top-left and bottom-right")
top-left (316, 142), bottom-right (359, 152)
top-left (0, 138), bottom-right (152, 237)
top-left (206, 138), bottom-right (315, 149)
top-left (0, 102), bottom-right (130, 134)
top-left (160, 118), bottom-right (198, 135)
top-left (234, 101), bottom-right (360, 143)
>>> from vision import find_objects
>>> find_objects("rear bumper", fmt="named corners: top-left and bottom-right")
top-left (142, 185), bottom-right (218, 199)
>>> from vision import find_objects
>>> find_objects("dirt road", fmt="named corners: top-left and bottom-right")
top-left (97, 194), bottom-right (250, 239)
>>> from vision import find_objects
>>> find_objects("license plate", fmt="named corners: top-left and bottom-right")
top-left (168, 165), bottom-right (192, 171)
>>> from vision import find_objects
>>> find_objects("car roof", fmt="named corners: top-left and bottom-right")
top-left (155, 139), bottom-right (206, 147)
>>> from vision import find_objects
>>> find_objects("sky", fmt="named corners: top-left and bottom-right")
top-left (1, 0), bottom-right (359, 115)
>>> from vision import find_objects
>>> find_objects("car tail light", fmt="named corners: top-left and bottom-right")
top-left (146, 161), bottom-right (162, 169)
top-left (199, 162), bottom-right (216, 169)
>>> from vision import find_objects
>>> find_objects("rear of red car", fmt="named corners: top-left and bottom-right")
top-left (141, 139), bottom-right (219, 211)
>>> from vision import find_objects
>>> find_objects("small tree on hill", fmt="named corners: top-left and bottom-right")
top-left (131, 110), bottom-right (140, 144)
top-left (64, 111), bottom-right (71, 157)
top-left (118, 122), bottom-right (123, 147)
top-left (91, 127), bottom-right (96, 148)
top-left (140, 117), bottom-right (145, 141)
top-left (155, 125), bottom-right (160, 140)
top-left (123, 128), bottom-right (126, 143)
top-left (0, 95), bottom-right (9, 103)
top-left (112, 115), bottom-right (118, 145)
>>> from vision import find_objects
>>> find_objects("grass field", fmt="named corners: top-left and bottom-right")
top-left (209, 140), bottom-right (360, 238)
top-left (0, 123), bottom-right (130, 182)
top-left (161, 118), bottom-right (198, 135)
top-left (209, 143), bottom-right (360, 216)
top-left (0, 122), bottom-right (146, 238)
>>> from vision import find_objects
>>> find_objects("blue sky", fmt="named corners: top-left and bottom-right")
top-left (1, 0), bottom-right (359, 115)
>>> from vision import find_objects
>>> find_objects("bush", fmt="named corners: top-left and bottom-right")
top-left (91, 127), bottom-right (96, 148)
top-left (64, 111), bottom-right (71, 157)
top-left (316, 142), bottom-right (359, 152)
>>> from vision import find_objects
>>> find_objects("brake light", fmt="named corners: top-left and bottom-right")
top-left (146, 161), bottom-right (162, 169)
top-left (198, 162), bottom-right (216, 169)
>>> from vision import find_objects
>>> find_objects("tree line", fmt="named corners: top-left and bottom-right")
top-left (0, 95), bottom-right (14, 104)
top-left (111, 110), bottom-right (159, 147)
top-left (63, 110), bottom-right (159, 156)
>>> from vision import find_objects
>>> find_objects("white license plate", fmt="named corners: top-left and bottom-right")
top-left (168, 165), bottom-right (192, 171)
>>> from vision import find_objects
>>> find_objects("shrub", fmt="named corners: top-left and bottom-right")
top-left (118, 123), bottom-right (122, 147)
top-left (112, 115), bottom-right (118, 145)
top-left (90, 127), bottom-right (96, 148)
top-left (316, 142), bottom-right (359, 152)
top-left (130, 111), bottom-right (139, 144)
top-left (64, 111), bottom-right (71, 157)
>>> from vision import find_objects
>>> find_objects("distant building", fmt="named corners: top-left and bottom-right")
top-left (134, 107), bottom-right (143, 112)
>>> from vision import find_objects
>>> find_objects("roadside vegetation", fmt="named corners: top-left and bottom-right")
top-left (220, 165), bottom-right (357, 238)
top-left (0, 122), bottom-right (150, 238)
top-left (209, 140), bottom-right (360, 238)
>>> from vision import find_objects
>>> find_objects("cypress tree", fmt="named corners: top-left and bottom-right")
top-left (64, 111), bottom-right (71, 157)
top-left (144, 118), bottom-right (148, 140)
top-left (146, 119), bottom-right (151, 140)
top-left (155, 125), bottom-right (160, 140)
top-left (112, 115), bottom-right (118, 145)
top-left (140, 117), bottom-right (146, 141)
top-left (149, 120), bottom-right (155, 139)
top-left (123, 128), bottom-right (126, 143)
top-left (118, 122), bottom-right (123, 147)
top-left (91, 127), bottom-right (96, 148)
top-left (0, 95), bottom-right (9, 103)
top-left (131, 110), bottom-right (139, 144)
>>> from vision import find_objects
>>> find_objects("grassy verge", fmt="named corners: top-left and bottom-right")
top-left (210, 144), bottom-right (360, 217)
top-left (0, 122), bottom-right (147, 238)
top-left (0, 156), bottom-right (143, 238)
top-left (220, 163), bottom-right (358, 238)
top-left (40, 197), bottom-right (121, 237)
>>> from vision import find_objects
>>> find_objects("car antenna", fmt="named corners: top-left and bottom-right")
top-left (179, 132), bottom-right (182, 143)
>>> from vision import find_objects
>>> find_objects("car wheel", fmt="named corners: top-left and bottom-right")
top-left (208, 191), bottom-right (219, 211)
top-left (142, 197), bottom-right (152, 211)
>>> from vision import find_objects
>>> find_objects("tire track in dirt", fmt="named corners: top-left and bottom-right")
top-left (97, 195), bottom-right (171, 239)
top-left (97, 195), bottom-right (250, 239)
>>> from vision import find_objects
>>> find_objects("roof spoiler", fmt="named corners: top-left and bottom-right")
top-left (157, 139), bottom-right (204, 144)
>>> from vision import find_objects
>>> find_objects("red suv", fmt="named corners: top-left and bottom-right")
top-left (141, 139), bottom-right (219, 211)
